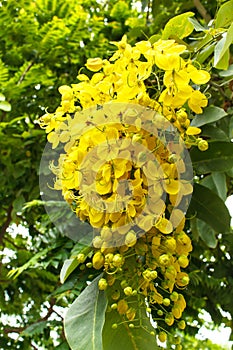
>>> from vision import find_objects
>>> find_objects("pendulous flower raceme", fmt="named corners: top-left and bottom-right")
top-left (40, 35), bottom-right (210, 347)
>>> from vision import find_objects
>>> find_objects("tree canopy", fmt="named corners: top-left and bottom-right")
top-left (0, 1), bottom-right (233, 349)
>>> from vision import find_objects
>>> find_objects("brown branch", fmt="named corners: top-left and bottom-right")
top-left (193, 0), bottom-right (211, 23)
top-left (3, 236), bottom-right (26, 250)
top-left (41, 298), bottom-right (56, 321)
top-left (17, 61), bottom-right (34, 85)
top-left (31, 343), bottom-right (39, 350)
top-left (0, 205), bottom-right (13, 245)
top-left (4, 326), bottom-right (25, 334)
top-left (147, 0), bottom-right (152, 22)
top-left (4, 298), bottom-right (56, 335)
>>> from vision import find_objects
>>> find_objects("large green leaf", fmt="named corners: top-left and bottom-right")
top-left (201, 172), bottom-right (227, 201)
top-left (188, 183), bottom-right (231, 233)
top-left (200, 125), bottom-right (229, 141)
top-left (64, 275), bottom-right (107, 350)
top-left (103, 302), bottom-right (158, 350)
top-left (191, 106), bottom-right (227, 127)
top-left (214, 22), bottom-right (233, 68)
top-left (214, 48), bottom-right (230, 70)
top-left (190, 142), bottom-right (233, 174)
top-left (215, 0), bottom-right (233, 28)
top-left (196, 218), bottom-right (218, 248)
top-left (162, 12), bottom-right (194, 39)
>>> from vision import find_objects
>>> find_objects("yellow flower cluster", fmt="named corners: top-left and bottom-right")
top-left (40, 35), bottom-right (210, 346)
top-left (40, 35), bottom-right (210, 150)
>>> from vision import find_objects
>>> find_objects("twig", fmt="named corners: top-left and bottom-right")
top-left (4, 326), bottom-right (25, 334)
top-left (31, 343), bottom-right (39, 350)
top-left (193, 0), bottom-right (211, 23)
top-left (4, 298), bottom-right (56, 335)
top-left (0, 205), bottom-right (12, 245)
top-left (17, 61), bottom-right (34, 85)
top-left (146, 0), bottom-right (151, 22)
top-left (3, 236), bottom-right (26, 250)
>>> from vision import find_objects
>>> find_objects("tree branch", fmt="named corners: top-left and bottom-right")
top-left (193, 0), bottom-right (211, 23)
top-left (0, 205), bottom-right (12, 245)
top-left (17, 61), bottom-right (34, 85)
top-left (3, 236), bottom-right (26, 250)
top-left (3, 298), bottom-right (56, 335)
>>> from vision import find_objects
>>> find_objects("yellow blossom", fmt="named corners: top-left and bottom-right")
top-left (188, 90), bottom-right (208, 114)
top-left (85, 57), bottom-right (104, 72)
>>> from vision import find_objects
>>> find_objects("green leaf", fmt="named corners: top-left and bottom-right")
top-left (188, 183), bottom-right (231, 233)
top-left (200, 124), bottom-right (229, 141)
top-left (0, 93), bottom-right (5, 101)
top-left (162, 12), bottom-right (194, 40)
top-left (22, 321), bottom-right (48, 337)
top-left (8, 247), bottom-right (51, 279)
top-left (214, 23), bottom-right (233, 68)
top-left (201, 172), bottom-right (227, 201)
top-left (215, 48), bottom-right (230, 70)
top-left (13, 194), bottom-right (25, 214)
top-left (190, 142), bottom-right (233, 174)
top-left (215, 0), bottom-right (233, 28)
top-left (149, 34), bottom-right (161, 44)
top-left (229, 116), bottom-right (233, 139)
top-left (196, 43), bottom-right (215, 64)
top-left (196, 219), bottom-right (218, 248)
top-left (0, 100), bottom-right (11, 111)
top-left (60, 258), bottom-right (80, 284)
top-left (64, 275), bottom-right (107, 350)
top-left (218, 63), bottom-right (233, 77)
top-left (188, 17), bottom-right (207, 32)
top-left (191, 106), bottom-right (227, 127)
top-left (103, 302), bottom-right (158, 350)
top-left (60, 244), bottom-right (92, 283)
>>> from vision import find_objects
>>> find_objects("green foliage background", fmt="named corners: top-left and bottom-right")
top-left (0, 0), bottom-right (232, 349)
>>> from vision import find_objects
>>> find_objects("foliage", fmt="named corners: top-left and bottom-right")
top-left (0, 0), bottom-right (232, 349)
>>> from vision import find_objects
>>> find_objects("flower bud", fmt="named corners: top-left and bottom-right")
top-left (77, 253), bottom-right (86, 263)
top-left (111, 303), bottom-right (118, 310)
top-left (198, 139), bottom-right (208, 151)
top-left (124, 286), bottom-right (133, 296)
top-left (178, 320), bottom-right (186, 330)
top-left (159, 254), bottom-right (170, 266)
top-left (158, 331), bottom-right (167, 342)
top-left (111, 290), bottom-right (121, 301)
top-left (165, 313), bottom-right (174, 326)
top-left (150, 270), bottom-right (158, 279)
top-left (113, 254), bottom-right (124, 267)
top-left (98, 278), bottom-right (108, 290)
top-left (117, 299), bottom-right (128, 315)
top-left (163, 298), bottom-right (170, 307)
top-left (92, 251), bottom-right (105, 270)
top-left (170, 291), bottom-right (179, 302)
top-left (126, 307), bottom-right (136, 321)
top-left (178, 254), bottom-right (189, 268)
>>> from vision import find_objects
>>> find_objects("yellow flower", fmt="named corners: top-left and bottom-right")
top-left (163, 69), bottom-right (189, 88)
top-left (186, 126), bottom-right (202, 135)
top-left (85, 57), bottom-right (103, 72)
top-left (154, 52), bottom-right (181, 71)
top-left (188, 90), bottom-right (208, 114)
top-left (155, 217), bottom-right (173, 234)
top-left (110, 35), bottom-right (132, 61)
top-left (186, 64), bottom-right (210, 84)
